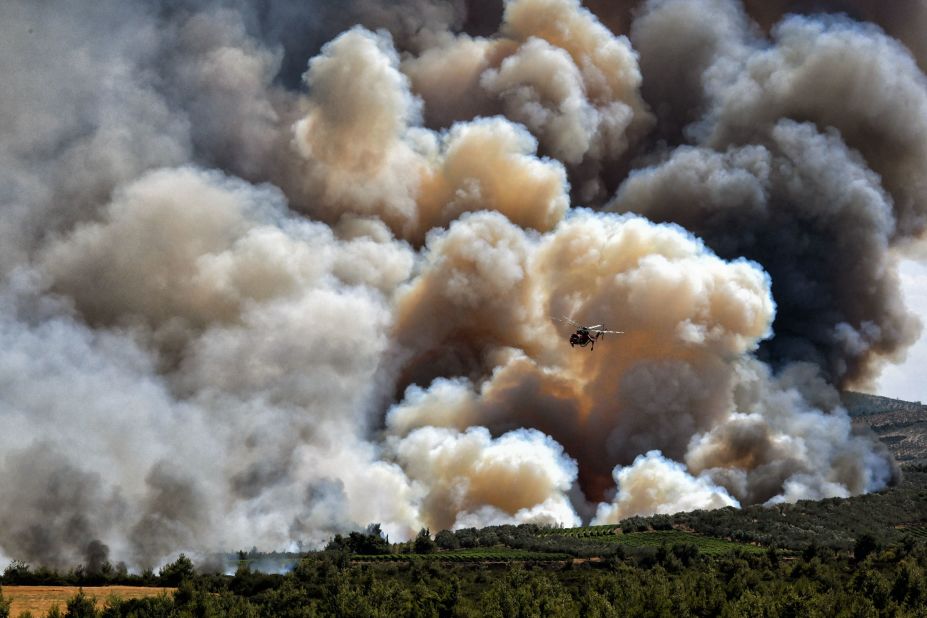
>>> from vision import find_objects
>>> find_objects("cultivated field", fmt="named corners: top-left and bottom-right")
top-left (537, 527), bottom-right (766, 554)
top-left (843, 392), bottom-right (927, 464)
top-left (606, 530), bottom-right (766, 554)
top-left (3, 585), bottom-right (174, 617)
top-left (537, 524), bottom-right (618, 537)
top-left (354, 549), bottom-right (572, 562)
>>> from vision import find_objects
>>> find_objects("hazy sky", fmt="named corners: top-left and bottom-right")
top-left (878, 260), bottom-right (927, 403)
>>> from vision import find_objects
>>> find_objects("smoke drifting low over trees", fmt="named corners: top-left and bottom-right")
top-left (0, 0), bottom-right (922, 568)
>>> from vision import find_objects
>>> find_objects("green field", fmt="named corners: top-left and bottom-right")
top-left (538, 527), bottom-right (765, 554)
top-left (355, 549), bottom-right (571, 562)
top-left (607, 530), bottom-right (765, 554)
top-left (537, 525), bottom-right (619, 537)
top-left (351, 529), bottom-right (763, 562)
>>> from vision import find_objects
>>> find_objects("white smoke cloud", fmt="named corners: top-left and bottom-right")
top-left (3, 167), bottom-right (423, 566)
top-left (292, 27), bottom-right (570, 242)
top-left (389, 426), bottom-right (581, 531)
top-left (402, 0), bottom-right (655, 201)
top-left (686, 360), bottom-right (898, 505)
top-left (593, 451), bottom-right (740, 523)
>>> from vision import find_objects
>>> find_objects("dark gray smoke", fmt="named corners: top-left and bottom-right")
top-left (83, 540), bottom-right (111, 575)
top-left (0, 446), bottom-right (123, 570)
top-left (0, 0), bottom-right (921, 569)
top-left (614, 0), bottom-right (924, 387)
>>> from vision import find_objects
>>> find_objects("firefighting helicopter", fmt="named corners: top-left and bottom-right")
top-left (557, 317), bottom-right (623, 350)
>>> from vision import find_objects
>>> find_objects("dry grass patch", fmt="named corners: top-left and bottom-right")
top-left (3, 585), bottom-right (174, 617)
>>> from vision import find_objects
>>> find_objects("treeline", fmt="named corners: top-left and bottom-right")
top-left (324, 523), bottom-right (553, 555)
top-left (0, 554), bottom-right (197, 588)
top-left (2, 537), bottom-right (926, 617)
top-left (324, 523), bottom-right (620, 560)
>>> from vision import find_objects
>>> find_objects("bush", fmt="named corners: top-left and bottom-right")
top-left (64, 589), bottom-right (98, 618)
top-left (671, 543), bottom-right (700, 566)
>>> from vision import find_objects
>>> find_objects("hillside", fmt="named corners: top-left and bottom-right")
top-left (843, 391), bottom-right (927, 465)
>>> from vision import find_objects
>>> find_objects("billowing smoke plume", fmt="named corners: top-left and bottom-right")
top-left (617, 0), bottom-right (925, 386)
top-left (0, 0), bottom-right (920, 569)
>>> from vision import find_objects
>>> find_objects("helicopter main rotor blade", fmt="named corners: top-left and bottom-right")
top-left (556, 317), bottom-right (620, 334)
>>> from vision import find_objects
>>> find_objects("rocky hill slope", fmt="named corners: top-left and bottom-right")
top-left (843, 392), bottom-right (927, 465)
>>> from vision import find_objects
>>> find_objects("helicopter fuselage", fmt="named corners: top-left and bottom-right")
top-left (559, 318), bottom-right (621, 350)
top-left (570, 328), bottom-right (599, 348)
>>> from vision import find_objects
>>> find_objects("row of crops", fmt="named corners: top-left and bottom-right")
top-left (536, 525), bottom-right (618, 538)
top-left (535, 525), bottom-right (766, 554)
top-left (353, 550), bottom-right (572, 562)
top-left (608, 531), bottom-right (766, 555)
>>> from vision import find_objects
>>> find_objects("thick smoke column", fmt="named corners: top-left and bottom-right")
top-left (617, 0), bottom-right (924, 386)
top-left (388, 210), bottom-right (776, 501)
top-left (0, 0), bottom-right (920, 569)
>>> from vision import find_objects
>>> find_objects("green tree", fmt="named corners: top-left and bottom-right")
top-left (327, 524), bottom-right (392, 555)
top-left (435, 529), bottom-right (460, 550)
top-left (482, 566), bottom-right (577, 617)
top-left (365, 523), bottom-right (389, 545)
top-left (766, 544), bottom-right (780, 568)
top-left (891, 557), bottom-right (925, 608)
top-left (854, 533), bottom-right (879, 562)
top-left (670, 542), bottom-right (700, 567)
top-left (2, 561), bottom-right (31, 585)
top-left (851, 566), bottom-right (892, 611)
top-left (414, 528), bottom-right (436, 554)
top-left (159, 553), bottom-right (195, 586)
top-left (455, 528), bottom-right (479, 549)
